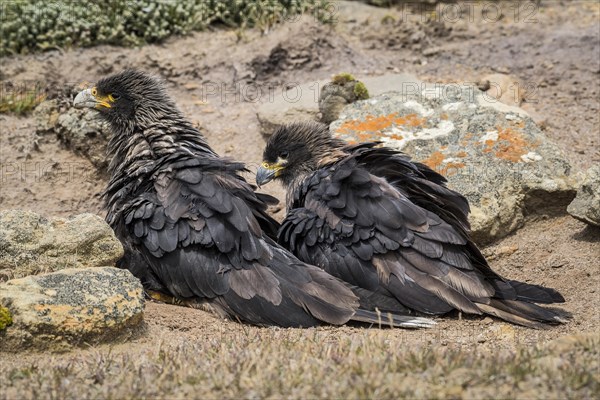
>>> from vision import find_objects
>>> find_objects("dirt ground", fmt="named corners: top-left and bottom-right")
top-left (0, 1), bottom-right (599, 397)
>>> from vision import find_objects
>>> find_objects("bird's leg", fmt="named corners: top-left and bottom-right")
top-left (145, 290), bottom-right (182, 305)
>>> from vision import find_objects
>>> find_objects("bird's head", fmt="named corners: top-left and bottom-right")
top-left (73, 69), bottom-right (176, 132)
top-left (257, 121), bottom-right (345, 188)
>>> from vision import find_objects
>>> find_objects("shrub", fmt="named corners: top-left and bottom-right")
top-left (0, 0), bottom-right (332, 56)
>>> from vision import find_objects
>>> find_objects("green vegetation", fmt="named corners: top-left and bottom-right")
top-left (1, 0), bottom-right (332, 56)
top-left (331, 72), bottom-right (357, 84)
top-left (0, 305), bottom-right (12, 331)
top-left (353, 81), bottom-right (369, 100)
top-left (0, 89), bottom-right (46, 115)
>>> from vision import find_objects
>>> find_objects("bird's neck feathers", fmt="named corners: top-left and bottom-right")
top-left (104, 106), bottom-right (217, 208)
top-left (283, 138), bottom-right (347, 208)
top-left (106, 104), bottom-right (215, 167)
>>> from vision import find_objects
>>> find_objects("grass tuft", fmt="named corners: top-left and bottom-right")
top-left (0, 305), bottom-right (13, 331)
top-left (0, 90), bottom-right (46, 115)
top-left (331, 72), bottom-right (357, 84)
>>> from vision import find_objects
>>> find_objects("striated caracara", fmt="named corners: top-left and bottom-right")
top-left (257, 121), bottom-right (570, 328)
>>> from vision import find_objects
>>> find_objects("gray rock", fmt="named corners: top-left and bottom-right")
top-left (0, 267), bottom-right (144, 351)
top-left (257, 73), bottom-right (422, 136)
top-left (35, 99), bottom-right (111, 171)
top-left (319, 74), bottom-right (369, 124)
top-left (0, 210), bottom-right (124, 281)
top-left (567, 165), bottom-right (600, 227)
top-left (330, 85), bottom-right (577, 243)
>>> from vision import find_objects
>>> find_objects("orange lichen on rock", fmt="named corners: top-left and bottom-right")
top-left (399, 113), bottom-right (427, 128)
top-left (486, 126), bottom-right (538, 162)
top-left (387, 133), bottom-right (404, 141)
top-left (336, 113), bottom-right (426, 136)
top-left (456, 151), bottom-right (467, 158)
top-left (420, 150), bottom-right (467, 177)
top-left (420, 151), bottom-right (445, 170)
top-left (355, 131), bottom-right (374, 142)
top-left (443, 161), bottom-right (466, 177)
top-left (337, 114), bottom-right (395, 134)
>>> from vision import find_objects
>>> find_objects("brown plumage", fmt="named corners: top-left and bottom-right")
top-left (73, 70), bottom-right (435, 328)
top-left (258, 121), bottom-right (570, 328)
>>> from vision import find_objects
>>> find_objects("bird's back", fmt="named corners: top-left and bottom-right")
top-left (279, 145), bottom-right (568, 328)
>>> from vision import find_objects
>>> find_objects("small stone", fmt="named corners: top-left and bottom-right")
top-left (479, 73), bottom-right (524, 106)
top-left (567, 165), bottom-right (600, 227)
top-left (422, 46), bottom-right (441, 57)
top-left (0, 210), bottom-right (124, 281)
top-left (184, 82), bottom-right (199, 90)
top-left (482, 317), bottom-right (494, 324)
top-left (492, 66), bottom-right (510, 74)
top-left (477, 79), bottom-right (491, 91)
top-left (547, 256), bottom-right (565, 268)
top-left (0, 267), bottom-right (144, 352)
top-left (496, 245), bottom-right (519, 257)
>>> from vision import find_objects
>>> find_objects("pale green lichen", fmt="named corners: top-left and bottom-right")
top-left (0, 305), bottom-right (13, 331)
top-left (353, 81), bottom-right (370, 100)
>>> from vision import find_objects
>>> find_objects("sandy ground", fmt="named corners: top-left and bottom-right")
top-left (1, 0), bottom-right (599, 388)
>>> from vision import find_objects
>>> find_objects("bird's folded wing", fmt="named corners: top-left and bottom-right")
top-left (280, 156), bottom-right (508, 315)
top-left (121, 159), bottom-right (359, 326)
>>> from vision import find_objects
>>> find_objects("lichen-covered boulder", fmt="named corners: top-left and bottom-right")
top-left (0, 210), bottom-right (124, 281)
top-left (567, 165), bottom-right (600, 227)
top-left (331, 85), bottom-right (578, 243)
top-left (0, 267), bottom-right (144, 352)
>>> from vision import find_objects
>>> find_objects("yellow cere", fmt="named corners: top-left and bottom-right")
top-left (261, 161), bottom-right (285, 176)
top-left (91, 87), bottom-right (113, 109)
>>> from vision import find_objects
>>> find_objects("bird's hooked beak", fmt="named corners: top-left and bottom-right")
top-left (73, 87), bottom-right (113, 109)
top-left (256, 161), bottom-right (285, 187)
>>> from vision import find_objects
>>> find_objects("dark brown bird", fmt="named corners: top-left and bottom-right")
top-left (257, 121), bottom-right (570, 328)
top-left (73, 70), bottom-right (434, 328)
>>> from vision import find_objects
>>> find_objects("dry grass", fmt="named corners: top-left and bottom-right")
top-left (1, 323), bottom-right (598, 399)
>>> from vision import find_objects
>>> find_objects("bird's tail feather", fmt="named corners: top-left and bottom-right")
top-left (351, 308), bottom-right (437, 329)
top-left (508, 280), bottom-right (566, 304)
top-left (476, 299), bottom-right (571, 329)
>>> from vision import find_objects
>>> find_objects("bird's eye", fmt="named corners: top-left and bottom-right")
top-left (280, 151), bottom-right (289, 159)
